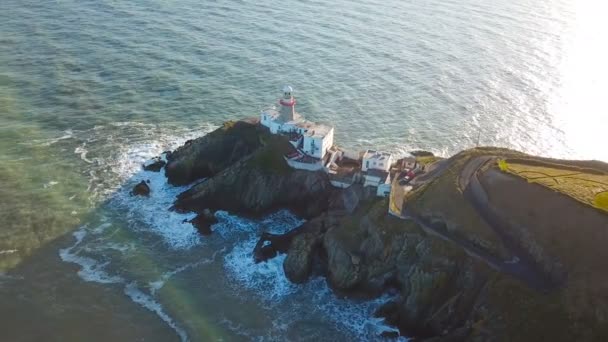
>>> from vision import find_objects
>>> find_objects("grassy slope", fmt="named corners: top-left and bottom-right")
top-left (404, 147), bottom-right (608, 341)
top-left (499, 158), bottom-right (608, 212)
top-left (407, 148), bottom-right (522, 260)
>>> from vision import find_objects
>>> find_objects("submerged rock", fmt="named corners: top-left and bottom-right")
top-left (132, 180), bottom-right (150, 196)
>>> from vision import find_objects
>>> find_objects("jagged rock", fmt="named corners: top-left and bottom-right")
top-left (165, 119), bottom-right (264, 185)
top-left (174, 135), bottom-right (335, 218)
top-left (254, 213), bottom-right (342, 281)
top-left (132, 180), bottom-right (150, 196)
top-left (190, 209), bottom-right (218, 235)
top-left (283, 233), bottom-right (318, 283)
top-left (253, 232), bottom-right (292, 263)
top-left (143, 157), bottom-right (166, 172)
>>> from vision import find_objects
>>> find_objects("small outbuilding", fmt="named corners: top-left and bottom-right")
top-left (362, 149), bottom-right (393, 172)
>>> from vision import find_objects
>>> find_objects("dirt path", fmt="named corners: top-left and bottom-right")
top-left (403, 155), bottom-right (558, 292)
top-left (459, 156), bottom-right (558, 291)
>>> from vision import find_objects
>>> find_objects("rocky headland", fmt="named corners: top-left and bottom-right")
top-left (145, 118), bottom-right (608, 341)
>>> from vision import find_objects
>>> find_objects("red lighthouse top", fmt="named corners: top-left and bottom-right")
top-left (279, 98), bottom-right (296, 106)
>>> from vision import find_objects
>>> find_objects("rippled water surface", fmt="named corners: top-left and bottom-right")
top-left (1, 0), bottom-right (606, 340)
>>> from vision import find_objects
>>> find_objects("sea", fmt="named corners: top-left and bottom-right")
top-left (0, 0), bottom-right (606, 340)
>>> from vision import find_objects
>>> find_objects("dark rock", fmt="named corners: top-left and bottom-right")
top-left (284, 232), bottom-right (321, 283)
top-left (375, 301), bottom-right (401, 326)
top-left (379, 331), bottom-right (400, 339)
top-left (143, 157), bottom-right (166, 172)
top-left (257, 245), bottom-right (278, 261)
top-left (253, 232), bottom-right (295, 263)
top-left (173, 135), bottom-right (335, 218)
top-left (190, 209), bottom-right (218, 235)
top-left (132, 181), bottom-right (150, 196)
top-left (410, 150), bottom-right (434, 157)
top-left (165, 119), bottom-right (264, 185)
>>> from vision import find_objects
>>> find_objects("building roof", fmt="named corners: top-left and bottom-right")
top-left (302, 121), bottom-right (332, 138)
top-left (363, 149), bottom-right (393, 162)
top-left (262, 107), bottom-right (333, 139)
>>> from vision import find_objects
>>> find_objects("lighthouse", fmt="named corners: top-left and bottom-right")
top-left (259, 85), bottom-right (334, 160)
top-left (279, 85), bottom-right (296, 122)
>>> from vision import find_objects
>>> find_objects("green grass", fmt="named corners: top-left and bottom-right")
top-left (416, 155), bottom-right (443, 167)
top-left (498, 159), bottom-right (608, 212)
top-left (247, 135), bottom-right (293, 175)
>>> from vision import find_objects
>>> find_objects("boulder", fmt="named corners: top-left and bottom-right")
top-left (284, 232), bottom-right (321, 283)
top-left (132, 180), bottom-right (150, 196)
top-left (189, 209), bottom-right (218, 235)
top-left (143, 157), bottom-right (166, 172)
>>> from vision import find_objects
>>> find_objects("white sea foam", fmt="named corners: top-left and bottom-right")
top-left (43, 181), bottom-right (59, 188)
top-left (59, 228), bottom-right (124, 284)
top-left (112, 167), bottom-right (200, 250)
top-left (75, 144), bottom-right (94, 164)
top-left (34, 129), bottom-right (74, 146)
top-left (224, 237), bottom-right (299, 301)
top-left (0, 249), bottom-right (18, 255)
top-left (306, 279), bottom-right (406, 341)
top-left (221, 210), bottom-right (304, 301)
top-left (149, 249), bottom-right (224, 296)
top-left (125, 282), bottom-right (189, 342)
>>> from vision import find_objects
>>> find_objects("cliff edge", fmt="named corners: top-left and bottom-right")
top-left (160, 120), bottom-right (608, 341)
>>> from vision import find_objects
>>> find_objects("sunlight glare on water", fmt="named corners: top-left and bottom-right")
top-left (552, 0), bottom-right (608, 161)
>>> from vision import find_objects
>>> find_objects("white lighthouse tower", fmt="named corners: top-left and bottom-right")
top-left (279, 85), bottom-right (296, 122)
top-left (259, 85), bottom-right (334, 160)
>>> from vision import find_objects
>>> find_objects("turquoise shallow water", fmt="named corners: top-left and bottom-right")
top-left (1, 0), bottom-right (606, 340)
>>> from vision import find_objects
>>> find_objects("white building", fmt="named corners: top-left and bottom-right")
top-left (260, 86), bottom-right (334, 160)
top-left (401, 156), bottom-right (417, 170)
top-left (362, 149), bottom-right (393, 172)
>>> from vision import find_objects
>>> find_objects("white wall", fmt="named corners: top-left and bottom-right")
top-left (302, 136), bottom-right (324, 159)
top-left (321, 128), bottom-right (334, 159)
top-left (269, 121), bottom-right (281, 134)
top-left (284, 157), bottom-right (324, 171)
top-left (260, 112), bottom-right (270, 128)
top-left (377, 183), bottom-right (391, 197)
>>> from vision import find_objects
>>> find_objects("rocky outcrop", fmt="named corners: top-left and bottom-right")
top-left (162, 121), bottom-right (608, 341)
top-left (255, 198), bottom-right (491, 339)
top-left (132, 180), bottom-right (150, 196)
top-left (165, 119), bottom-right (264, 185)
top-left (174, 136), bottom-right (337, 218)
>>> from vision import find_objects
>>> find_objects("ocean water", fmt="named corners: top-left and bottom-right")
top-left (0, 0), bottom-right (606, 340)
